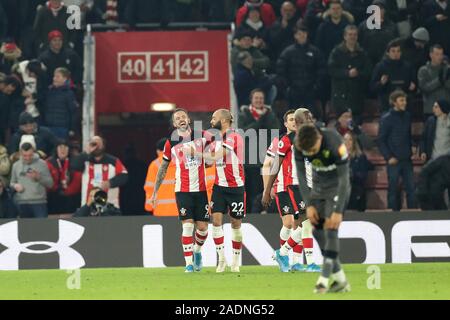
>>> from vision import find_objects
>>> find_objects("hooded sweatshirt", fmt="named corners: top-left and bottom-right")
top-left (10, 153), bottom-right (53, 204)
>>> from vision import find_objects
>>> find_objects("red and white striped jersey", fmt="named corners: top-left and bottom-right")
top-left (266, 137), bottom-right (290, 193)
top-left (163, 130), bottom-right (207, 193)
top-left (81, 154), bottom-right (128, 208)
top-left (212, 129), bottom-right (245, 188)
top-left (277, 132), bottom-right (299, 186)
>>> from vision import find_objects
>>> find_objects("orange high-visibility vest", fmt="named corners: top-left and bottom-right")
top-left (144, 154), bottom-right (178, 216)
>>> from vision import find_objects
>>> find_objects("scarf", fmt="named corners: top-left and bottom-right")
top-left (47, 1), bottom-right (64, 16)
top-left (245, 18), bottom-right (263, 31)
top-left (249, 105), bottom-right (266, 121)
top-left (105, 0), bottom-right (118, 25)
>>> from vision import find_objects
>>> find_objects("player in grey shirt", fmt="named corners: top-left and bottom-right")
top-left (273, 124), bottom-right (351, 294)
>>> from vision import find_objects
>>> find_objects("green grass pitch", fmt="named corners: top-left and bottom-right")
top-left (0, 263), bottom-right (449, 300)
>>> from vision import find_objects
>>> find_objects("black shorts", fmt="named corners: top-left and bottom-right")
top-left (175, 191), bottom-right (210, 222)
top-left (275, 185), bottom-right (305, 220)
top-left (210, 185), bottom-right (246, 219)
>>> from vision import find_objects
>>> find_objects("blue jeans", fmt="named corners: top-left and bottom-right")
top-left (387, 160), bottom-right (416, 211)
top-left (18, 203), bottom-right (48, 218)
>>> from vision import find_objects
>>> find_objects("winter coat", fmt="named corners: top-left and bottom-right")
top-left (400, 37), bottom-right (429, 76)
top-left (10, 153), bottom-right (53, 204)
top-left (46, 157), bottom-right (81, 196)
top-left (421, 0), bottom-right (450, 53)
top-left (315, 16), bottom-right (351, 60)
top-left (370, 58), bottom-right (416, 111)
top-left (236, 3), bottom-right (276, 27)
top-left (238, 105), bottom-right (280, 167)
top-left (39, 47), bottom-right (83, 85)
top-left (231, 45), bottom-right (270, 79)
top-left (417, 62), bottom-right (450, 114)
top-left (358, 18), bottom-right (398, 65)
top-left (378, 109), bottom-right (413, 161)
top-left (276, 42), bottom-right (326, 93)
top-left (8, 126), bottom-right (57, 157)
top-left (44, 84), bottom-right (77, 129)
top-left (266, 17), bottom-right (296, 60)
top-left (33, 3), bottom-right (76, 51)
top-left (328, 42), bottom-right (372, 116)
top-left (416, 154), bottom-right (450, 197)
top-left (234, 64), bottom-right (273, 107)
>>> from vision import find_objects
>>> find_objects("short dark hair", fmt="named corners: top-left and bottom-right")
top-left (386, 39), bottom-right (402, 52)
top-left (249, 88), bottom-right (265, 101)
top-left (4, 75), bottom-right (21, 89)
top-left (295, 124), bottom-right (320, 152)
top-left (389, 90), bottom-right (407, 105)
top-left (328, 0), bottom-right (342, 7)
top-left (294, 23), bottom-right (308, 34)
top-left (20, 143), bottom-right (34, 152)
top-left (283, 109), bottom-right (296, 122)
top-left (430, 44), bottom-right (443, 53)
top-left (171, 108), bottom-right (189, 123)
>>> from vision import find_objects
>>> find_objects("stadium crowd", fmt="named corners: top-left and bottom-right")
top-left (0, 0), bottom-right (450, 218)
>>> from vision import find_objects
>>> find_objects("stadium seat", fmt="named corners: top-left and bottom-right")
top-left (361, 122), bottom-right (379, 137)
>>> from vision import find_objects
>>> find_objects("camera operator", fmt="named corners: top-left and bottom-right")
top-left (73, 187), bottom-right (121, 217)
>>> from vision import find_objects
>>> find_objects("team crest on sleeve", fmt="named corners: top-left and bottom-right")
top-left (278, 141), bottom-right (284, 149)
top-left (338, 144), bottom-right (349, 160)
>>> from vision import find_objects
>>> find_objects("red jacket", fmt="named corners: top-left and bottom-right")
top-left (46, 157), bottom-right (82, 196)
top-left (236, 3), bottom-right (276, 27)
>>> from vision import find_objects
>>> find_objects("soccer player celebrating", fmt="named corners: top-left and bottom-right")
top-left (262, 109), bottom-right (320, 272)
top-left (274, 124), bottom-right (351, 294)
top-left (151, 108), bottom-right (210, 273)
top-left (187, 109), bottom-right (245, 273)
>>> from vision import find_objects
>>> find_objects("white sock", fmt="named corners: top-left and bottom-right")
top-left (182, 223), bottom-right (194, 266)
top-left (279, 226), bottom-right (292, 247)
top-left (317, 276), bottom-right (329, 288)
top-left (231, 228), bottom-right (242, 266)
top-left (301, 220), bottom-right (314, 265)
top-left (332, 269), bottom-right (347, 283)
top-left (212, 226), bottom-right (225, 261)
top-left (280, 226), bottom-right (302, 256)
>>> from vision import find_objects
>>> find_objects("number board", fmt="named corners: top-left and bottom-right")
top-left (118, 51), bottom-right (209, 83)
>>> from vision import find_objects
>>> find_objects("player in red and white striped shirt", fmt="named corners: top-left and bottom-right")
top-left (262, 109), bottom-right (319, 272)
top-left (151, 108), bottom-right (210, 273)
top-left (187, 109), bottom-right (245, 273)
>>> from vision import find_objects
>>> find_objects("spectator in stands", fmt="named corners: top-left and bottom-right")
top-left (418, 44), bottom-right (450, 117)
top-left (0, 175), bottom-right (17, 219)
top-left (46, 140), bottom-right (81, 214)
top-left (44, 67), bottom-right (77, 139)
top-left (33, 0), bottom-right (76, 53)
top-left (304, 0), bottom-right (328, 41)
top-left (8, 112), bottom-right (57, 160)
top-left (2, 76), bottom-right (25, 133)
top-left (266, 1), bottom-right (298, 61)
top-left (231, 30), bottom-right (271, 79)
top-left (0, 144), bottom-right (11, 184)
top-left (400, 27), bottom-right (430, 76)
top-left (388, 0), bottom-right (419, 38)
top-left (10, 137), bottom-right (53, 218)
top-left (328, 24), bottom-right (372, 121)
top-left (315, 0), bottom-right (352, 61)
top-left (370, 39), bottom-right (416, 112)
top-left (335, 108), bottom-right (374, 150)
top-left (0, 73), bottom-right (8, 144)
top-left (12, 59), bottom-right (48, 122)
top-left (421, 0), bottom-right (450, 54)
top-left (71, 135), bottom-right (128, 208)
top-left (39, 30), bottom-right (83, 86)
top-left (234, 51), bottom-right (275, 107)
top-left (276, 24), bottom-right (326, 119)
top-left (143, 138), bottom-right (178, 216)
top-left (343, 0), bottom-right (372, 25)
top-left (378, 90), bottom-right (416, 211)
top-left (420, 99), bottom-right (450, 162)
top-left (73, 187), bottom-right (121, 217)
top-left (344, 131), bottom-right (374, 211)
top-left (0, 42), bottom-right (22, 75)
top-left (358, 0), bottom-right (398, 66)
top-left (416, 152), bottom-right (450, 210)
top-left (236, 0), bottom-right (277, 27)
top-left (238, 88), bottom-right (280, 213)
top-left (235, 6), bottom-right (268, 45)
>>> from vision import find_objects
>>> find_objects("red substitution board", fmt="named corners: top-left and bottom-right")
top-left (95, 31), bottom-right (230, 113)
